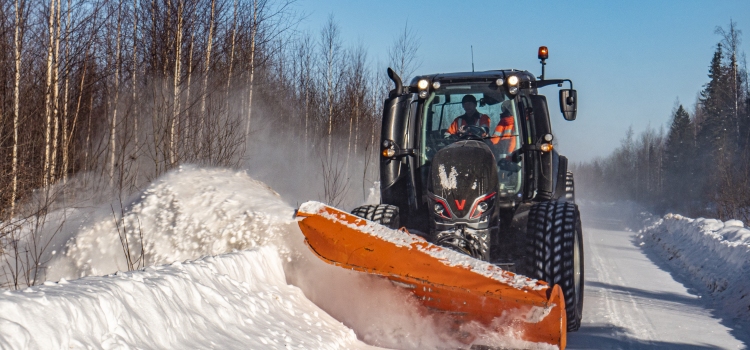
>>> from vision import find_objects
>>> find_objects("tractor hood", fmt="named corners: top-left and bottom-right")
top-left (428, 141), bottom-right (498, 219)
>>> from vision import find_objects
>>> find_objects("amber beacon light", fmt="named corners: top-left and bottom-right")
top-left (538, 46), bottom-right (549, 60)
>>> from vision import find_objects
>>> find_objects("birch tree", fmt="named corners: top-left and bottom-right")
top-left (170, 0), bottom-right (184, 166)
top-left (245, 0), bottom-right (258, 138)
top-left (199, 0), bottom-right (215, 148)
top-left (388, 21), bottom-right (421, 84)
top-left (110, 0), bottom-right (123, 186)
top-left (61, 0), bottom-right (72, 185)
top-left (43, 0), bottom-right (57, 188)
top-left (50, 0), bottom-right (61, 183)
top-left (225, 0), bottom-right (238, 108)
top-left (11, 0), bottom-right (26, 215)
top-left (319, 15), bottom-right (342, 156)
top-left (132, 0), bottom-right (139, 185)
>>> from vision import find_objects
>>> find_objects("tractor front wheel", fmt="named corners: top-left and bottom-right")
top-left (526, 201), bottom-right (584, 332)
top-left (351, 204), bottom-right (400, 230)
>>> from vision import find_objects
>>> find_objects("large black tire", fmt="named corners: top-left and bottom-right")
top-left (351, 204), bottom-right (400, 230)
top-left (565, 171), bottom-right (575, 203)
top-left (526, 201), bottom-right (584, 332)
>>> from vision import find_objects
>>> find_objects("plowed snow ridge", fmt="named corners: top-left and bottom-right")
top-left (0, 247), bottom-right (367, 349)
top-left (639, 213), bottom-right (750, 323)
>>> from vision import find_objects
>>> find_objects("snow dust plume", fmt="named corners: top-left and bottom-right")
top-left (283, 241), bottom-right (464, 349)
top-left (45, 166), bottom-right (294, 280)
top-left (241, 102), bottom-right (380, 212)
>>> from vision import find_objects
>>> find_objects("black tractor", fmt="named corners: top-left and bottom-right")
top-left (351, 47), bottom-right (584, 331)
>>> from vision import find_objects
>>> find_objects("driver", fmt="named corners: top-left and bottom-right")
top-left (490, 100), bottom-right (517, 156)
top-left (444, 95), bottom-right (491, 137)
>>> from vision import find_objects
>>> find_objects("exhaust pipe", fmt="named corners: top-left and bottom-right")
top-left (387, 67), bottom-right (403, 97)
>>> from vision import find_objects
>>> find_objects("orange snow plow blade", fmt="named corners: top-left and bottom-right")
top-left (296, 201), bottom-right (566, 349)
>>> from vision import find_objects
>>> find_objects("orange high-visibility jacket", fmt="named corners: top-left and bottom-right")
top-left (446, 113), bottom-right (491, 135)
top-left (490, 116), bottom-right (516, 154)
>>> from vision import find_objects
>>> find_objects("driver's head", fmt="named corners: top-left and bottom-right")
top-left (461, 95), bottom-right (478, 114)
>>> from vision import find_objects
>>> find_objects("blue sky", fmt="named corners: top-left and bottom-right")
top-left (295, 0), bottom-right (750, 163)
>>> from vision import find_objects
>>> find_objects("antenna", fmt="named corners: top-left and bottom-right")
top-left (471, 45), bottom-right (475, 72)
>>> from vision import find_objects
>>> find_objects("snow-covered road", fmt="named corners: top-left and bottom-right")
top-left (567, 216), bottom-right (749, 349)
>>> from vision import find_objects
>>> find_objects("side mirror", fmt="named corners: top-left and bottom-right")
top-left (559, 89), bottom-right (577, 121)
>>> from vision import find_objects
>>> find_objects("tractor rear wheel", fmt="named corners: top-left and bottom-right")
top-left (565, 172), bottom-right (576, 202)
top-left (351, 204), bottom-right (400, 230)
top-left (526, 201), bottom-right (584, 332)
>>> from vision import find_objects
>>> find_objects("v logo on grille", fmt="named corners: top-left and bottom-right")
top-left (455, 199), bottom-right (466, 210)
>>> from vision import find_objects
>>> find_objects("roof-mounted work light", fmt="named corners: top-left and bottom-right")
top-left (507, 75), bottom-right (519, 95)
top-left (417, 79), bottom-right (430, 98)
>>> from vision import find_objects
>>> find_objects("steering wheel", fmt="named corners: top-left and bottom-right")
top-left (457, 125), bottom-right (488, 141)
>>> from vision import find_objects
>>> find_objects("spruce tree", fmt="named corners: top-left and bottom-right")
top-left (695, 43), bottom-right (732, 208)
top-left (663, 105), bottom-right (694, 210)
top-left (697, 43), bottom-right (726, 156)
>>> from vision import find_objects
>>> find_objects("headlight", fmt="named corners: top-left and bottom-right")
top-left (507, 75), bottom-right (519, 86)
top-left (418, 90), bottom-right (429, 98)
top-left (477, 202), bottom-right (489, 213)
top-left (432, 200), bottom-right (451, 219)
top-left (469, 192), bottom-right (496, 219)
top-left (432, 81), bottom-right (441, 89)
top-left (495, 78), bottom-right (504, 86)
top-left (434, 203), bottom-right (444, 214)
top-left (417, 79), bottom-right (429, 90)
top-left (543, 133), bottom-right (554, 142)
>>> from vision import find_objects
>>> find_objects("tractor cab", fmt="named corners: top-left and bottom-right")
top-left (381, 65), bottom-right (577, 232)
top-left (418, 75), bottom-right (525, 205)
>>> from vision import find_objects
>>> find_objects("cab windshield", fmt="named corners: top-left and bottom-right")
top-left (419, 84), bottom-right (522, 193)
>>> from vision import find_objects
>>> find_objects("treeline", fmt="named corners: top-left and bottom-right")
top-left (0, 0), bottom-right (419, 288)
top-left (574, 22), bottom-right (750, 223)
top-left (0, 0), bottom-right (420, 215)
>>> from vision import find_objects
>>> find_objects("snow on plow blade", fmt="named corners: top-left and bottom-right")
top-left (296, 201), bottom-right (567, 349)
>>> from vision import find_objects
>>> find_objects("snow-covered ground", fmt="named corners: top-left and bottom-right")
top-left (1, 169), bottom-right (749, 349)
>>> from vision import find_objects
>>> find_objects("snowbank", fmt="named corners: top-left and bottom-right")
top-left (0, 247), bottom-right (373, 349)
top-left (639, 213), bottom-right (750, 322)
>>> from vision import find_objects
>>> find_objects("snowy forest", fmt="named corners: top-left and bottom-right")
top-left (574, 21), bottom-right (750, 223)
top-left (0, 0), bottom-right (418, 288)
